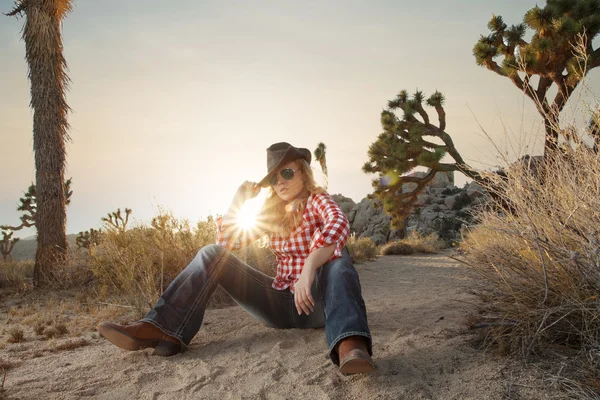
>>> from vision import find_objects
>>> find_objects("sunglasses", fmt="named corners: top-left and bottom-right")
top-left (269, 168), bottom-right (300, 186)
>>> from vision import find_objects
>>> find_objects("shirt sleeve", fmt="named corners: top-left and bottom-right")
top-left (215, 216), bottom-right (263, 250)
top-left (308, 193), bottom-right (350, 260)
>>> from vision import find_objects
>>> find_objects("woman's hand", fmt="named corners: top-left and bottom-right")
top-left (294, 265), bottom-right (316, 315)
top-left (233, 181), bottom-right (260, 205)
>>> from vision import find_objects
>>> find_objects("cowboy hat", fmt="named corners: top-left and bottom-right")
top-left (257, 142), bottom-right (312, 188)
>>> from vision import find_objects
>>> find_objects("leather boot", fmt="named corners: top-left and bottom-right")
top-left (337, 336), bottom-right (375, 375)
top-left (97, 322), bottom-right (181, 356)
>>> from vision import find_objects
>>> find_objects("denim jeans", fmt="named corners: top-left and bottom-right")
top-left (141, 244), bottom-right (372, 365)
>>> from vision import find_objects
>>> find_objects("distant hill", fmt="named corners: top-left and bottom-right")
top-left (11, 234), bottom-right (78, 261)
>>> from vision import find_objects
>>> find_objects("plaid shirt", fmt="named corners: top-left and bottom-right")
top-left (216, 192), bottom-right (350, 291)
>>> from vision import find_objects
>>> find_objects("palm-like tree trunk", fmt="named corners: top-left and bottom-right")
top-left (8, 0), bottom-right (72, 285)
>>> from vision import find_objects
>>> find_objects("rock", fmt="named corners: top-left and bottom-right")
top-left (465, 182), bottom-right (485, 198)
top-left (331, 194), bottom-right (356, 216)
top-left (444, 194), bottom-right (458, 210)
top-left (348, 198), bottom-right (391, 245)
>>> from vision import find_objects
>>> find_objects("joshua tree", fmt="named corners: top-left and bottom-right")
top-left (473, 0), bottom-right (600, 155)
top-left (313, 142), bottom-right (328, 177)
top-left (363, 89), bottom-right (483, 229)
top-left (101, 208), bottom-right (132, 233)
top-left (75, 228), bottom-right (103, 250)
top-left (7, 179), bottom-right (72, 232)
top-left (0, 228), bottom-right (20, 263)
top-left (7, 0), bottom-right (73, 285)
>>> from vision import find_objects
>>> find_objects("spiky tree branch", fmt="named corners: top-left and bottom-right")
top-left (0, 228), bottom-right (20, 262)
top-left (364, 89), bottom-right (485, 228)
top-left (101, 208), bottom-right (132, 233)
top-left (75, 228), bottom-right (103, 250)
top-left (474, 1), bottom-right (600, 155)
top-left (5, 179), bottom-right (73, 232)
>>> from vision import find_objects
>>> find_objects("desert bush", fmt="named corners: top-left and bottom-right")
top-left (91, 211), bottom-right (218, 312)
top-left (379, 240), bottom-right (415, 256)
top-left (346, 235), bottom-right (378, 263)
top-left (461, 144), bottom-right (600, 357)
top-left (7, 327), bottom-right (24, 343)
top-left (380, 241), bottom-right (415, 256)
top-left (401, 231), bottom-right (446, 253)
top-left (379, 231), bottom-right (445, 256)
top-left (0, 260), bottom-right (34, 288)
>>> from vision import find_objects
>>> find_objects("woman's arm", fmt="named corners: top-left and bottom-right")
top-left (293, 243), bottom-right (335, 315)
top-left (294, 193), bottom-right (351, 315)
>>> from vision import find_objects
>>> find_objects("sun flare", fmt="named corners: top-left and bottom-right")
top-left (236, 190), bottom-right (267, 230)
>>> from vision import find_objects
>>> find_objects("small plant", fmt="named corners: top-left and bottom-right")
top-left (402, 231), bottom-right (446, 253)
top-left (346, 235), bottom-right (378, 263)
top-left (43, 327), bottom-right (58, 340)
top-left (34, 323), bottom-right (45, 336)
top-left (380, 241), bottom-right (415, 256)
top-left (7, 327), bottom-right (24, 343)
top-left (55, 323), bottom-right (68, 335)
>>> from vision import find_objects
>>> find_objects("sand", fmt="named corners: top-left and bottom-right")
top-left (1, 252), bottom-right (558, 399)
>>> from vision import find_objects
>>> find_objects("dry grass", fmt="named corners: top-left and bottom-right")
top-left (346, 235), bottom-right (378, 263)
top-left (401, 231), bottom-right (446, 253)
top-left (91, 211), bottom-right (217, 313)
top-left (380, 241), bottom-right (415, 256)
top-left (380, 232), bottom-right (446, 256)
top-left (460, 144), bottom-right (600, 393)
top-left (51, 338), bottom-right (89, 352)
top-left (0, 260), bottom-right (34, 289)
top-left (6, 328), bottom-right (24, 344)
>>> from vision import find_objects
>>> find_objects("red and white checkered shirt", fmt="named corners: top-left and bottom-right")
top-left (216, 192), bottom-right (350, 291)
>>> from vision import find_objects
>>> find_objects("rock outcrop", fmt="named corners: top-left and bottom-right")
top-left (340, 172), bottom-right (487, 245)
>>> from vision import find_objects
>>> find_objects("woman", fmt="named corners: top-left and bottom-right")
top-left (98, 142), bottom-right (374, 374)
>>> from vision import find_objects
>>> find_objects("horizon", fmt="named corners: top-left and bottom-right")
top-left (2, 0), bottom-right (600, 239)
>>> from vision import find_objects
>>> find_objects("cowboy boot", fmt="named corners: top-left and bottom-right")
top-left (97, 322), bottom-right (181, 356)
top-left (337, 336), bottom-right (375, 375)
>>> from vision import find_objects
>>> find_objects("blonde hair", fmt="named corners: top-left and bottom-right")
top-left (257, 159), bottom-right (324, 236)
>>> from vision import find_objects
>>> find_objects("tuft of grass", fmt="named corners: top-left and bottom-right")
top-left (401, 231), bottom-right (446, 253)
top-left (51, 338), bottom-right (89, 352)
top-left (0, 358), bottom-right (21, 371)
top-left (461, 144), bottom-right (600, 358)
top-left (346, 235), bottom-right (378, 263)
top-left (380, 241), bottom-right (415, 256)
top-left (43, 327), bottom-right (58, 340)
top-left (7, 328), bottom-right (24, 344)
top-left (55, 323), bottom-right (68, 335)
top-left (34, 323), bottom-right (45, 336)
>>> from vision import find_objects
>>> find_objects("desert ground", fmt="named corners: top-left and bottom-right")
top-left (1, 252), bottom-right (559, 399)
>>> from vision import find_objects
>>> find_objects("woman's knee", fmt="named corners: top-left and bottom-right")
top-left (196, 243), bottom-right (225, 258)
top-left (321, 256), bottom-right (358, 282)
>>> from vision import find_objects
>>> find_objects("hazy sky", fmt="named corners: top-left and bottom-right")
top-left (1, 0), bottom-right (599, 238)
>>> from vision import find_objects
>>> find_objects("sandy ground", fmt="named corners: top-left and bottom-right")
top-left (1, 252), bottom-right (559, 399)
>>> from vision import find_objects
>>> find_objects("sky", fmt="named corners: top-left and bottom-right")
top-left (1, 0), bottom-right (599, 238)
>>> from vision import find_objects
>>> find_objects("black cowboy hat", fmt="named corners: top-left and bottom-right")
top-left (257, 142), bottom-right (312, 188)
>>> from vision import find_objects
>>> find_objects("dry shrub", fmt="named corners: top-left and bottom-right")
top-left (461, 145), bottom-right (600, 357)
top-left (91, 211), bottom-right (217, 312)
top-left (0, 260), bottom-right (34, 288)
top-left (380, 241), bottom-right (415, 256)
top-left (7, 328), bottom-right (24, 343)
top-left (51, 338), bottom-right (89, 352)
top-left (398, 231), bottom-right (446, 254)
top-left (346, 235), bottom-right (378, 263)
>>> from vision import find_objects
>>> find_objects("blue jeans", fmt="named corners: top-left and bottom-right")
top-left (141, 244), bottom-right (372, 365)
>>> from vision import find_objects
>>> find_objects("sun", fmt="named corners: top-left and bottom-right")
top-left (236, 190), bottom-right (266, 230)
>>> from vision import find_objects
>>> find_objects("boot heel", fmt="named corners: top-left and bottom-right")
top-left (152, 340), bottom-right (182, 357)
